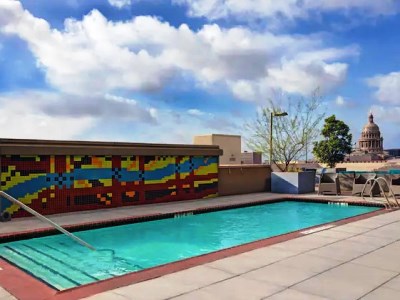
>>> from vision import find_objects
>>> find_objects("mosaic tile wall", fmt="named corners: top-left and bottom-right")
top-left (0, 155), bottom-right (218, 218)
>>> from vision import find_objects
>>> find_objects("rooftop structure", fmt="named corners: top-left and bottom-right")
top-left (193, 134), bottom-right (241, 165)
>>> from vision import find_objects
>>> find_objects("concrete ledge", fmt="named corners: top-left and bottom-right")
top-left (0, 138), bottom-right (223, 156)
top-left (218, 165), bottom-right (271, 196)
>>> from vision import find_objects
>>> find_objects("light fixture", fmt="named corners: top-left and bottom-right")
top-left (270, 111), bottom-right (288, 166)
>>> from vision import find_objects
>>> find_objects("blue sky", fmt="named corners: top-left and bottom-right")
top-left (0, 0), bottom-right (399, 150)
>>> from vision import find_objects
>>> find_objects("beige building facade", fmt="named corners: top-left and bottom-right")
top-left (193, 134), bottom-right (241, 165)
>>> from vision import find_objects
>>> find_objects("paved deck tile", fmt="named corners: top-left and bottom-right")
top-left (292, 263), bottom-right (397, 300)
top-left (0, 288), bottom-right (16, 300)
top-left (205, 247), bottom-right (297, 275)
top-left (345, 234), bottom-right (393, 247)
top-left (352, 245), bottom-right (400, 272)
top-left (307, 239), bottom-right (379, 261)
top-left (111, 265), bottom-right (233, 300)
top-left (382, 274), bottom-right (400, 291)
top-left (360, 287), bottom-right (400, 300)
top-left (329, 224), bottom-right (371, 234)
top-left (188, 276), bottom-right (285, 300)
top-left (264, 288), bottom-right (331, 300)
top-left (277, 253), bottom-right (343, 273)
top-left (84, 291), bottom-right (129, 300)
top-left (242, 262), bottom-right (317, 286)
top-left (270, 234), bottom-right (337, 253)
top-left (310, 228), bottom-right (357, 240)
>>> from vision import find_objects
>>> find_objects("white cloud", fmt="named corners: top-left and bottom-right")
top-left (267, 60), bottom-right (348, 95)
top-left (108, 0), bottom-right (131, 9)
top-left (0, 90), bottom-right (158, 139)
top-left (0, 1), bottom-right (357, 101)
top-left (229, 80), bottom-right (258, 102)
top-left (367, 72), bottom-right (400, 104)
top-left (370, 105), bottom-right (400, 123)
top-left (174, 0), bottom-right (399, 21)
top-left (0, 93), bottom-right (95, 140)
top-left (187, 109), bottom-right (205, 116)
top-left (335, 95), bottom-right (346, 106)
top-left (0, 89), bottom-right (242, 143)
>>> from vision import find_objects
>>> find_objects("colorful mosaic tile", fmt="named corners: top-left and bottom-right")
top-left (0, 155), bottom-right (218, 218)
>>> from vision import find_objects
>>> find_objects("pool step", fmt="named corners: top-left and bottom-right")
top-left (49, 240), bottom-right (144, 277)
top-left (0, 245), bottom-right (78, 290)
top-left (43, 242), bottom-right (122, 279)
top-left (0, 244), bottom-right (99, 289)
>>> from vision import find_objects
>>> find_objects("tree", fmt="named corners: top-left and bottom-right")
top-left (312, 115), bottom-right (352, 168)
top-left (246, 90), bottom-right (325, 171)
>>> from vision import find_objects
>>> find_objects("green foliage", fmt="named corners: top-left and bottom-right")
top-left (312, 115), bottom-right (353, 168)
top-left (246, 90), bottom-right (325, 171)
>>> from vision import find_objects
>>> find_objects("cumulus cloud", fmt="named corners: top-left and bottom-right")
top-left (0, 92), bottom-right (95, 139)
top-left (0, 91), bottom-right (157, 139)
top-left (174, 0), bottom-right (399, 21)
top-left (370, 105), bottom-right (400, 123)
top-left (108, 0), bottom-right (131, 9)
top-left (0, 89), bottom-right (241, 143)
top-left (40, 93), bottom-right (157, 123)
top-left (335, 95), bottom-right (346, 106)
top-left (334, 95), bottom-right (355, 107)
top-left (367, 72), bottom-right (400, 104)
top-left (187, 109), bottom-right (205, 116)
top-left (229, 46), bottom-right (358, 101)
top-left (0, 1), bottom-right (356, 101)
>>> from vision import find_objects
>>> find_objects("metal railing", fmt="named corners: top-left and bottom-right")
top-left (0, 191), bottom-right (96, 251)
top-left (361, 177), bottom-right (400, 209)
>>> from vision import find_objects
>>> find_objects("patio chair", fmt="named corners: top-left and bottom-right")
top-left (352, 173), bottom-right (380, 196)
top-left (315, 168), bottom-right (326, 185)
top-left (318, 173), bottom-right (341, 195)
top-left (391, 177), bottom-right (400, 196)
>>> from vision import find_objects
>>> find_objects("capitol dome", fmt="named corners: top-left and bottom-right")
top-left (358, 112), bottom-right (383, 153)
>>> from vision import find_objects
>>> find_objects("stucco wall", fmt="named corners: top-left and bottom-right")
top-left (194, 134), bottom-right (241, 165)
top-left (219, 165), bottom-right (271, 196)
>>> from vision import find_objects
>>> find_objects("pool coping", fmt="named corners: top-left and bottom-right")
top-left (0, 196), bottom-right (392, 300)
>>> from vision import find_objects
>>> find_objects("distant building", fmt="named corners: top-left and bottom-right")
top-left (348, 112), bottom-right (386, 161)
top-left (386, 149), bottom-right (400, 158)
top-left (193, 134), bottom-right (241, 165)
top-left (357, 112), bottom-right (383, 153)
top-left (241, 151), bottom-right (262, 164)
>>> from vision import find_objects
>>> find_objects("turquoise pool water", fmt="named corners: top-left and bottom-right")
top-left (0, 201), bottom-right (378, 290)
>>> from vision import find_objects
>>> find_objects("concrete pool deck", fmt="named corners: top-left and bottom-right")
top-left (0, 192), bottom-right (399, 299)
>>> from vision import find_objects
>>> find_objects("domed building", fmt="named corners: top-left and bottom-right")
top-left (358, 112), bottom-right (383, 154)
top-left (348, 112), bottom-right (386, 161)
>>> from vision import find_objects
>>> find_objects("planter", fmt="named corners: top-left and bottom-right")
top-left (271, 171), bottom-right (315, 194)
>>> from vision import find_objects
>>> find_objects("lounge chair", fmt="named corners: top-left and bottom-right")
top-left (318, 173), bottom-right (341, 195)
top-left (352, 173), bottom-right (380, 196)
top-left (391, 177), bottom-right (400, 196)
top-left (315, 168), bottom-right (326, 185)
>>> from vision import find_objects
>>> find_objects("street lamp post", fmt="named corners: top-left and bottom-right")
top-left (270, 111), bottom-right (288, 166)
top-left (305, 133), bottom-right (308, 163)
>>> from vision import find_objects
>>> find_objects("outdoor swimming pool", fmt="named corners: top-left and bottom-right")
top-left (0, 201), bottom-right (379, 290)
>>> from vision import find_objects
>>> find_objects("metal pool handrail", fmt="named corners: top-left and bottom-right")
top-left (361, 177), bottom-right (399, 209)
top-left (0, 191), bottom-right (96, 251)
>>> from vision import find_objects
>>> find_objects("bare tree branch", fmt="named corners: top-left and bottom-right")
top-left (245, 89), bottom-right (325, 171)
